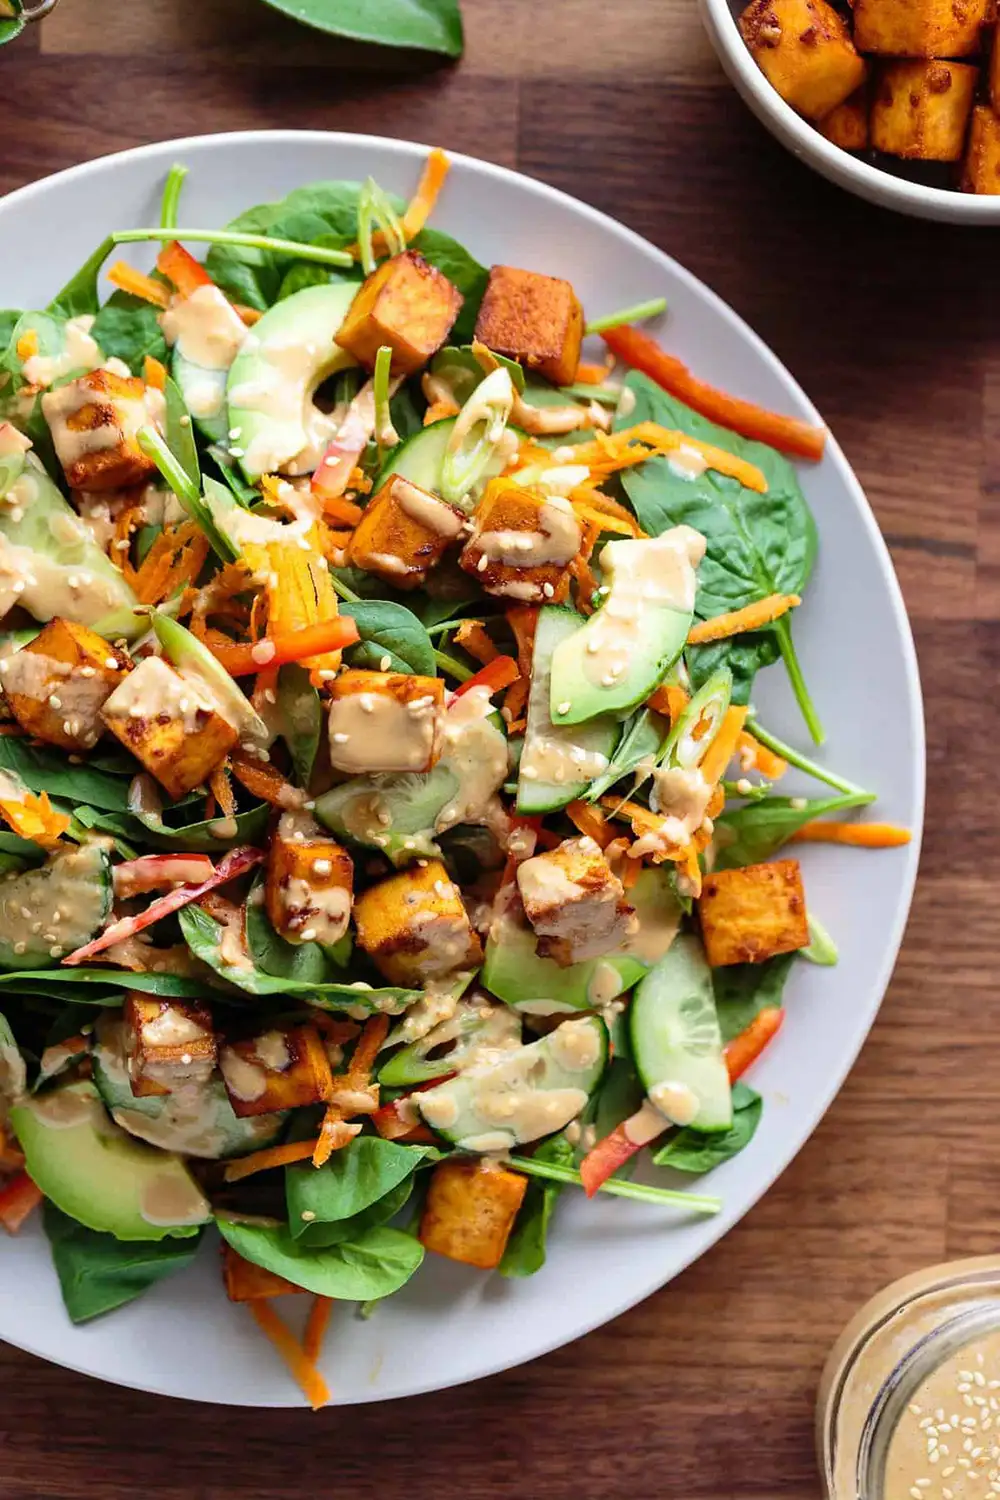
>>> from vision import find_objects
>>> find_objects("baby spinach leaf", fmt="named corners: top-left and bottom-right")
top-left (712, 954), bottom-right (796, 1044)
top-left (216, 1218), bottom-right (424, 1300)
top-left (74, 802), bottom-right (270, 854)
top-left (245, 887), bottom-right (351, 983)
top-left (48, 237), bottom-right (114, 321)
top-left (0, 737), bottom-right (131, 811)
top-left (286, 1136), bottom-right (432, 1235)
top-left (297, 1174), bottom-right (416, 1248)
top-left (0, 969), bottom-right (210, 1000)
top-left (713, 791), bottom-right (874, 870)
top-left (44, 1203), bottom-right (202, 1324)
top-left (652, 1082), bottom-right (762, 1174)
top-left (686, 632), bottom-right (780, 707)
top-left (500, 1132), bottom-right (574, 1279)
top-left (260, 0), bottom-right (463, 55)
top-left (0, 310), bottom-right (21, 347)
top-left (91, 292), bottom-right (168, 375)
top-left (275, 663), bottom-right (322, 786)
top-left (339, 599), bottom-right (437, 676)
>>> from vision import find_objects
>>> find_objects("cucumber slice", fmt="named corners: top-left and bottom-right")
top-left (0, 842), bottom-right (112, 971)
top-left (377, 417), bottom-right (510, 500)
top-left (517, 605), bottom-right (619, 815)
top-left (377, 999), bottom-right (521, 1087)
top-left (416, 1015), bottom-right (608, 1151)
top-left (172, 350), bottom-right (228, 444)
top-left (152, 612), bottom-right (269, 750)
top-left (629, 934), bottom-right (732, 1134)
top-left (314, 765), bottom-right (458, 867)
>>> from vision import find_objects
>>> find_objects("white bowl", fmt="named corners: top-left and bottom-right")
top-left (0, 130), bottom-right (924, 1406)
top-left (700, 0), bottom-right (1000, 223)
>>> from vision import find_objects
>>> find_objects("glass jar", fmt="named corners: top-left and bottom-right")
top-left (817, 1257), bottom-right (1000, 1500)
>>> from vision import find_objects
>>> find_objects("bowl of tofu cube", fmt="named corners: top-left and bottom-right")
top-left (700, 0), bottom-right (1000, 219)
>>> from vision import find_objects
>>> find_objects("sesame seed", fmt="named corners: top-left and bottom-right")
top-left (542, 582), bottom-right (554, 598)
top-left (104, 657), bottom-right (118, 670)
top-left (301, 928), bottom-right (317, 942)
top-left (556, 700), bottom-right (570, 715)
top-left (48, 945), bottom-right (62, 958)
top-left (300, 1209), bottom-right (316, 1222)
top-left (228, 427), bottom-right (242, 440)
top-left (477, 554), bottom-right (488, 572)
top-left (333, 732), bottom-right (349, 744)
top-left (79, 665), bottom-right (96, 678)
top-left (229, 446), bottom-right (245, 459)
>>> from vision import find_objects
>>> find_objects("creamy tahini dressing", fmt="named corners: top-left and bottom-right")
top-left (161, 286), bottom-right (248, 372)
top-left (42, 375), bottom-right (153, 471)
top-left (219, 1048), bottom-right (269, 1103)
top-left (0, 649), bottom-right (119, 746)
top-left (630, 765), bottom-right (714, 856)
top-left (139, 1171), bottom-right (210, 1228)
top-left (667, 444), bottom-right (710, 481)
top-left (328, 686), bottom-right (442, 775)
top-left (434, 685), bottom-right (509, 834)
top-left (230, 337), bottom-right (348, 476)
top-left (22, 316), bottom-right (102, 389)
top-left (102, 656), bottom-right (218, 732)
top-left (518, 733), bottom-right (610, 788)
top-left (392, 478), bottom-right (464, 538)
top-left (472, 495), bottom-right (582, 569)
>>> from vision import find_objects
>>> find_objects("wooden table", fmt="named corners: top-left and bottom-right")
top-left (0, 2), bottom-right (991, 1494)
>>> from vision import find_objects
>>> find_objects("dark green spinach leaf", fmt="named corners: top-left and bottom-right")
top-left (92, 292), bottom-right (169, 375)
top-left (260, 0), bottom-right (463, 55)
top-left (215, 1218), bottom-right (424, 1299)
top-left (713, 791), bottom-right (874, 870)
top-left (44, 1203), bottom-right (202, 1323)
top-left (276, 663), bottom-right (322, 786)
top-left (652, 1081), bottom-right (762, 1174)
top-left (712, 954), bottom-right (795, 1044)
top-left (339, 599), bottom-right (437, 675)
top-left (48, 237), bottom-right (114, 321)
top-left (0, 737), bottom-right (130, 810)
top-left (500, 1133), bottom-right (574, 1279)
top-left (245, 886), bottom-right (352, 982)
top-left (286, 1135), bottom-right (432, 1236)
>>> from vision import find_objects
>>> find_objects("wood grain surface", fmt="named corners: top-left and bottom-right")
top-left (0, 2), bottom-right (990, 1495)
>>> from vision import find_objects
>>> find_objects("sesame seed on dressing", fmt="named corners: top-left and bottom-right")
top-left (884, 1339), bottom-right (1000, 1500)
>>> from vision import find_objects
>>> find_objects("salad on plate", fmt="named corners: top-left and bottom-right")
top-left (0, 149), bottom-right (909, 1406)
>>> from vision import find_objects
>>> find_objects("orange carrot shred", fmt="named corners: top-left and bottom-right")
top-left (230, 752), bottom-right (298, 807)
top-left (321, 495), bottom-right (363, 528)
top-left (688, 594), bottom-right (801, 647)
top-left (349, 1015), bottom-right (390, 1084)
top-left (223, 1140), bottom-right (321, 1184)
top-left (789, 821), bottom-right (911, 848)
top-left (736, 731), bottom-right (788, 781)
top-left (572, 358), bottom-right (614, 385)
top-left (106, 260), bottom-right (170, 308)
top-left (303, 1296), bottom-right (334, 1364)
top-left (566, 800), bottom-right (612, 849)
top-left (209, 763), bottom-right (236, 820)
top-left (247, 1300), bottom-right (331, 1410)
top-left (15, 331), bottom-right (38, 361)
top-left (699, 706), bottom-right (749, 787)
top-left (234, 304), bottom-right (263, 326)
top-left (311, 1116), bottom-right (362, 1168)
top-left (454, 619), bottom-right (498, 665)
top-left (424, 397), bottom-right (460, 425)
top-left (143, 354), bottom-right (168, 391)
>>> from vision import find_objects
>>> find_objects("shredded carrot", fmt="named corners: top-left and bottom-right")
top-left (688, 594), bottom-right (801, 647)
top-left (572, 499), bottom-right (637, 537)
top-left (0, 790), bottom-right (69, 848)
top-left (223, 1140), bottom-right (321, 1183)
top-left (454, 619), bottom-right (498, 666)
top-left (209, 763), bottom-right (236, 821)
top-left (506, 605), bottom-right (538, 676)
top-left (621, 856), bottom-right (641, 890)
top-left (346, 466), bottom-right (372, 496)
top-left (210, 616), bottom-right (360, 680)
top-left (790, 821), bottom-right (911, 848)
top-left (247, 530), bottom-right (349, 681)
top-left (223, 1246), bottom-right (306, 1301)
top-left (303, 1296), bottom-right (334, 1364)
top-left (706, 783), bottom-right (725, 820)
top-left (234, 303), bottom-right (263, 326)
top-left (132, 521), bottom-right (210, 606)
top-left (568, 422), bottom-right (769, 493)
top-left (15, 330), bottom-right (38, 361)
top-left (647, 682), bottom-right (689, 725)
top-left (400, 147), bottom-right (450, 241)
top-left (310, 1014), bottom-right (362, 1046)
top-left (230, 751), bottom-right (298, 807)
top-left (106, 259), bottom-right (170, 308)
top-left (679, 842), bottom-right (703, 898)
top-left (143, 354), bottom-right (168, 391)
top-left (566, 800), bottom-right (612, 849)
top-left (503, 678), bottom-right (528, 724)
top-left (311, 1117), bottom-right (362, 1168)
top-left (573, 358), bottom-right (615, 385)
top-left (736, 731), bottom-right (788, 781)
top-left (348, 1015), bottom-right (390, 1083)
top-left (453, 655), bottom-right (520, 699)
top-left (570, 549), bottom-right (600, 614)
top-left (699, 706), bottom-right (749, 786)
top-left (424, 397), bottom-right (460, 425)
top-left (248, 1299), bottom-right (331, 1410)
top-left (321, 495), bottom-right (363, 528)
top-left (0, 1172), bottom-right (42, 1234)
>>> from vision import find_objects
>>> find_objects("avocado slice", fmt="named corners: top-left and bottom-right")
top-left (225, 283), bottom-right (359, 480)
top-left (549, 528), bottom-right (704, 725)
top-left (0, 842), bottom-right (112, 971)
top-left (482, 866), bottom-right (682, 1013)
top-left (10, 1080), bottom-right (210, 1241)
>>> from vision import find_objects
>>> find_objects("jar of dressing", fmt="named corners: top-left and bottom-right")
top-left (817, 1258), bottom-right (1000, 1500)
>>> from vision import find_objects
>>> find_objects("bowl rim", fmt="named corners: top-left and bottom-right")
top-left (699, 0), bottom-right (1000, 224)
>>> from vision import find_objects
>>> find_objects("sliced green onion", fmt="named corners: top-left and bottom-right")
top-left (329, 572), bottom-right (362, 604)
top-left (745, 718), bottom-right (870, 799)
top-left (356, 177), bottom-right (406, 277)
top-left (440, 366), bottom-right (514, 509)
top-left (507, 1155), bottom-right (722, 1215)
top-left (774, 616), bottom-right (824, 746)
top-left (585, 297), bottom-right (667, 336)
top-left (112, 228), bottom-right (353, 268)
top-left (659, 666), bottom-right (732, 774)
top-left (433, 648), bottom-right (473, 683)
top-left (558, 382), bottom-right (623, 406)
top-left (721, 778), bottom-right (773, 803)
top-left (160, 165), bottom-right (188, 232)
top-left (373, 344), bottom-right (398, 460)
top-left (137, 425), bottom-right (199, 507)
top-left (801, 912), bottom-right (838, 966)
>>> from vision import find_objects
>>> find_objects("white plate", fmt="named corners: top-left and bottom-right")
top-left (0, 131), bottom-right (924, 1407)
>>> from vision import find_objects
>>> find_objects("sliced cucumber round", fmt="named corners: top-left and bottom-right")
top-left (629, 934), bottom-right (732, 1134)
top-left (0, 841), bottom-right (112, 971)
top-left (314, 765), bottom-right (458, 867)
top-left (376, 417), bottom-right (510, 501)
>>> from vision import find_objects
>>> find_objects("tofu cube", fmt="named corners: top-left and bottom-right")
top-left (458, 480), bottom-right (582, 604)
top-left (819, 88), bottom-right (870, 151)
top-left (101, 656), bottom-right (238, 801)
top-left (219, 1023), bottom-right (333, 1118)
top-left (347, 475), bottom-right (465, 590)
top-left (853, 0), bottom-right (988, 55)
top-left (41, 369), bottom-right (159, 491)
top-left (738, 0), bottom-right (866, 120)
top-left (698, 858), bottom-right (809, 967)
top-left (963, 104), bottom-right (1000, 193)
top-left (353, 858), bottom-right (483, 987)
top-left (516, 835), bottom-right (634, 967)
top-left (0, 618), bottom-right (129, 752)
top-left (473, 265), bottom-right (583, 386)
top-left (222, 1246), bottom-right (307, 1302)
top-left (871, 60), bottom-right (978, 161)
top-left (327, 669), bottom-right (444, 776)
top-left (419, 1158), bottom-right (528, 1271)
top-left (336, 251), bottom-right (463, 376)
top-left (265, 809), bottom-right (354, 946)
top-left (122, 995), bottom-right (217, 1098)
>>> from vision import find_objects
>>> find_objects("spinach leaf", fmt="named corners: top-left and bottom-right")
top-left (712, 954), bottom-right (795, 1044)
top-left (0, 737), bottom-right (130, 811)
top-left (389, 382), bottom-right (426, 444)
top-left (260, 0), bottom-right (463, 55)
top-left (581, 1055), bottom-right (645, 1178)
top-left (686, 632), bottom-right (780, 707)
top-left (713, 791), bottom-right (874, 870)
top-left (431, 345), bottom-right (525, 398)
top-left (44, 1203), bottom-right (202, 1323)
top-left (0, 3), bottom-right (25, 45)
top-left (286, 1136), bottom-right (432, 1236)
top-left (297, 1174), bottom-right (416, 1248)
top-left (216, 1218), bottom-right (424, 1300)
top-left (245, 887), bottom-right (351, 982)
top-left (48, 237), bottom-right (114, 321)
top-left (499, 1133), bottom-right (574, 1279)
top-left (91, 292), bottom-right (168, 375)
top-left (0, 969), bottom-right (210, 1000)
top-left (0, 311), bottom-right (21, 348)
top-left (74, 802), bottom-right (270, 854)
top-left (652, 1082), bottom-right (762, 1174)
top-left (585, 708), bottom-right (665, 802)
top-left (275, 663), bottom-right (322, 786)
top-left (339, 599), bottom-right (437, 676)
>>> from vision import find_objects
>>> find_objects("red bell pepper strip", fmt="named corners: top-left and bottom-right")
top-left (452, 655), bottom-right (520, 700)
top-left (209, 617), bottom-right (360, 679)
top-left (0, 1171), bottom-right (42, 1234)
top-left (156, 240), bottom-right (215, 297)
top-left (580, 1121), bottom-right (650, 1198)
top-left (311, 397), bottom-right (375, 502)
top-left (64, 845), bottom-right (264, 966)
top-left (724, 1006), bottom-right (785, 1082)
top-left (112, 854), bottom-right (215, 901)
top-left (601, 325), bottom-right (827, 463)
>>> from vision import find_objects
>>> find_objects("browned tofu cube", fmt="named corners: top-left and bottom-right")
top-left (738, 0), bottom-right (867, 120)
top-left (222, 1246), bottom-right (307, 1302)
top-left (963, 103), bottom-right (1000, 192)
top-left (353, 858), bottom-right (483, 987)
top-left (327, 669), bottom-right (444, 776)
top-left (473, 265), bottom-right (583, 386)
top-left (419, 1158), bottom-right (527, 1271)
top-left (819, 88), bottom-right (870, 150)
top-left (0, 618), bottom-right (129, 752)
top-left (853, 0), bottom-right (988, 55)
top-left (41, 369), bottom-right (159, 491)
top-left (101, 656), bottom-right (238, 800)
top-left (990, 26), bottom-right (1000, 111)
top-left (336, 251), bottom-right (463, 376)
top-left (698, 858), bottom-right (808, 967)
top-left (265, 809), bottom-right (353, 946)
top-left (871, 60), bottom-right (978, 160)
top-left (516, 835), bottom-right (634, 966)
top-left (219, 1023), bottom-right (333, 1118)
top-left (346, 475), bottom-right (466, 590)
top-left (122, 994), bottom-right (216, 1098)
top-left (458, 480), bottom-right (582, 604)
